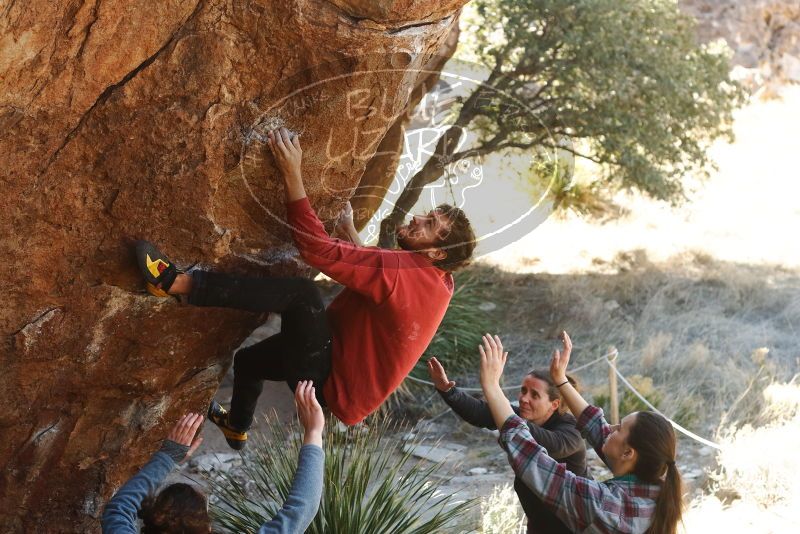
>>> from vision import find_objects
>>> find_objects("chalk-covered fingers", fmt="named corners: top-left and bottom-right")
top-left (334, 201), bottom-right (356, 238)
top-left (270, 127), bottom-right (301, 153)
top-left (267, 127), bottom-right (302, 181)
top-left (339, 201), bottom-right (354, 225)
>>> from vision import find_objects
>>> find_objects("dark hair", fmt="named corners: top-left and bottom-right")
top-left (525, 369), bottom-right (578, 415)
top-left (139, 483), bottom-right (211, 534)
top-left (628, 411), bottom-right (683, 534)
top-left (432, 204), bottom-right (476, 272)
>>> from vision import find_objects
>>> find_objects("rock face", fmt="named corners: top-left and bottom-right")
top-left (0, 1), bottom-right (464, 530)
top-left (680, 0), bottom-right (800, 89)
top-left (349, 27), bottom-right (459, 231)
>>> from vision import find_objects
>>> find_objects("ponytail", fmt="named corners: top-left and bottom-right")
top-left (647, 461), bottom-right (683, 534)
top-left (628, 411), bottom-right (684, 534)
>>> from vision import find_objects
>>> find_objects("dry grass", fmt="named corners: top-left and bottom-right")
top-left (480, 484), bottom-right (525, 534)
top-left (681, 381), bottom-right (800, 533)
top-left (455, 252), bottom-right (800, 434)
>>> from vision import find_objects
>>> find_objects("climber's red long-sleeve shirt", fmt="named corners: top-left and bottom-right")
top-left (287, 197), bottom-right (454, 425)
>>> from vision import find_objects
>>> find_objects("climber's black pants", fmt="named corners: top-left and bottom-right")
top-left (188, 270), bottom-right (331, 430)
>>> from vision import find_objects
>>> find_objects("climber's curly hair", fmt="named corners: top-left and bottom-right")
top-left (432, 204), bottom-right (476, 272)
top-left (139, 483), bottom-right (211, 534)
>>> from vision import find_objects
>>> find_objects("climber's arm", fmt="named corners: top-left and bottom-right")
top-left (268, 127), bottom-right (306, 202)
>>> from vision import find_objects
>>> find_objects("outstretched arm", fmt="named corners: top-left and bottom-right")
top-left (550, 331), bottom-right (613, 457)
top-left (258, 381), bottom-right (324, 534)
top-left (478, 334), bottom-right (516, 430)
top-left (268, 128), bottom-right (306, 202)
top-left (101, 414), bottom-right (203, 534)
top-left (267, 128), bottom-right (399, 303)
top-left (428, 357), bottom-right (512, 429)
top-left (549, 332), bottom-right (589, 419)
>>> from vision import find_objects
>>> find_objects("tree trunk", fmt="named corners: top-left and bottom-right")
top-left (376, 72), bottom-right (504, 246)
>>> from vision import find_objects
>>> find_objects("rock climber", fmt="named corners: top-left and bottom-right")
top-left (135, 127), bottom-right (476, 449)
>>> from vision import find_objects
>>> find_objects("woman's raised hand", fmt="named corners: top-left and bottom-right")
top-left (549, 331), bottom-right (573, 384)
top-left (479, 334), bottom-right (508, 389)
top-left (295, 380), bottom-right (324, 446)
top-left (427, 357), bottom-right (456, 392)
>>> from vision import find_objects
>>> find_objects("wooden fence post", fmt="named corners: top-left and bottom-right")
top-left (608, 346), bottom-right (619, 425)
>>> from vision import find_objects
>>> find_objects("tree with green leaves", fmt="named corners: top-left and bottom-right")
top-left (378, 0), bottom-right (745, 246)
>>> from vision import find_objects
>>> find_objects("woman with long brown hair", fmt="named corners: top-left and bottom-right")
top-left (479, 331), bottom-right (683, 534)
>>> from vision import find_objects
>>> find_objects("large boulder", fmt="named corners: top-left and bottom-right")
top-left (0, 0), bottom-right (465, 530)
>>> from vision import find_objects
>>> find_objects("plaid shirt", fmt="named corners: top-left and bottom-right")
top-left (499, 405), bottom-right (661, 534)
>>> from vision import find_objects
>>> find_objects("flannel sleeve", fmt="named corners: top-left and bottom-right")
top-left (576, 405), bottom-right (613, 464)
top-left (499, 415), bottom-right (633, 533)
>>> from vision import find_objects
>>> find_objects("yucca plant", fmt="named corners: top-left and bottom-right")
top-left (209, 415), bottom-right (475, 533)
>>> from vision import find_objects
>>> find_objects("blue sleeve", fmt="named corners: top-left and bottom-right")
top-left (258, 444), bottom-right (324, 534)
top-left (101, 440), bottom-right (187, 534)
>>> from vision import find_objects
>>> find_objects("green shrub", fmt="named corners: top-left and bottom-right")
top-left (209, 415), bottom-right (474, 533)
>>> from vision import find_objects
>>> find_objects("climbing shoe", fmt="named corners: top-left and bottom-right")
top-left (135, 240), bottom-right (179, 297)
top-left (207, 400), bottom-right (248, 451)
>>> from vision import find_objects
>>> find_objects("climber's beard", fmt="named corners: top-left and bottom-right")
top-left (396, 224), bottom-right (413, 250)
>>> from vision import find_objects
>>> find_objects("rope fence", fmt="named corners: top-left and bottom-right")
top-left (609, 363), bottom-right (722, 450)
top-left (408, 347), bottom-right (722, 450)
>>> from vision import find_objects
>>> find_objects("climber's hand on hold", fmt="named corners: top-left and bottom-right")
top-left (268, 127), bottom-right (306, 202)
